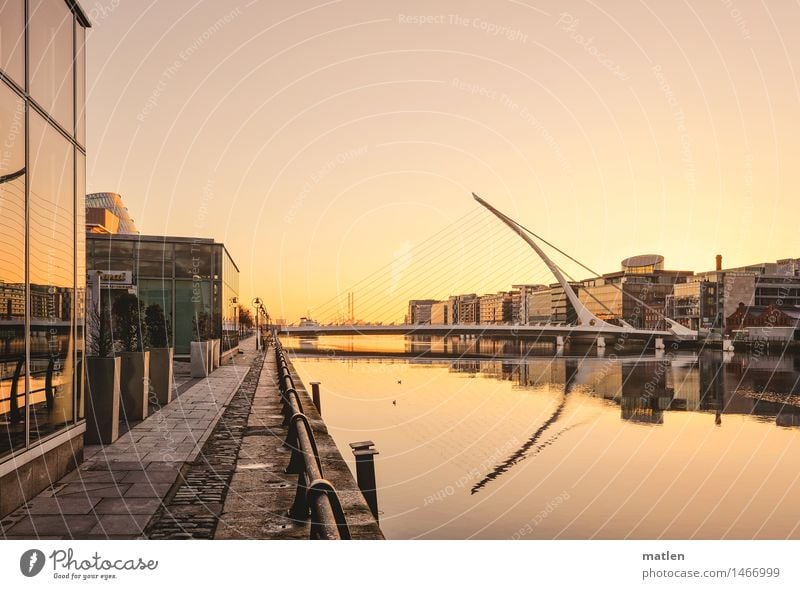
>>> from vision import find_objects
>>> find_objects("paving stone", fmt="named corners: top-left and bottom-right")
top-left (93, 498), bottom-right (163, 514)
top-left (6, 515), bottom-right (98, 537)
top-left (25, 497), bottom-right (101, 515)
top-left (124, 483), bottom-right (173, 498)
top-left (56, 484), bottom-right (131, 498)
top-left (89, 514), bottom-right (152, 536)
top-left (121, 470), bottom-right (180, 484)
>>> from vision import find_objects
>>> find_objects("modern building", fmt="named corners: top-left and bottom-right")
top-left (406, 299), bottom-right (438, 325)
top-left (479, 292), bottom-right (513, 324)
top-left (85, 192), bottom-right (139, 234)
top-left (430, 301), bottom-right (449, 325)
top-left (0, 0), bottom-right (90, 517)
top-left (448, 294), bottom-right (480, 325)
top-left (667, 255), bottom-right (800, 333)
top-left (512, 284), bottom-right (546, 325)
top-left (87, 233), bottom-right (240, 357)
top-left (578, 255), bottom-right (692, 329)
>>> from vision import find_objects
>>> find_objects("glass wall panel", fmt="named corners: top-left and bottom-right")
top-left (138, 241), bottom-right (172, 279)
top-left (29, 111), bottom-right (75, 443)
top-left (29, 0), bottom-right (74, 130)
top-left (0, 82), bottom-right (26, 457)
top-left (175, 243), bottom-right (212, 279)
top-left (218, 248), bottom-right (240, 351)
top-left (139, 279), bottom-right (173, 347)
top-left (0, 0), bottom-right (25, 85)
top-left (75, 23), bottom-right (85, 145)
top-left (174, 279), bottom-right (211, 355)
top-left (76, 151), bottom-right (85, 420)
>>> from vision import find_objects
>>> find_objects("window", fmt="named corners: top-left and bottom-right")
top-left (0, 81), bottom-right (26, 457)
top-left (29, 0), bottom-right (74, 130)
top-left (75, 21), bottom-right (85, 144)
top-left (0, 0), bottom-right (25, 85)
top-left (139, 279), bottom-right (174, 347)
top-left (28, 109), bottom-right (76, 443)
top-left (175, 279), bottom-right (212, 355)
top-left (76, 150), bottom-right (85, 420)
top-left (175, 242), bottom-right (212, 279)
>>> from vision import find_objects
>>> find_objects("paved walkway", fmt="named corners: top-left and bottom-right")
top-left (214, 348), bottom-right (384, 539)
top-left (0, 338), bottom-right (258, 539)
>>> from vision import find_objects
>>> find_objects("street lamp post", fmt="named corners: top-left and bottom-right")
top-left (252, 297), bottom-right (263, 351)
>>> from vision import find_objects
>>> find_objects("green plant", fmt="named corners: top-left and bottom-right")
top-left (112, 293), bottom-right (149, 352)
top-left (145, 303), bottom-right (170, 348)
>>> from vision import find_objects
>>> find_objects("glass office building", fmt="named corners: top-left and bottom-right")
top-left (0, 0), bottom-right (90, 517)
top-left (87, 234), bottom-right (240, 357)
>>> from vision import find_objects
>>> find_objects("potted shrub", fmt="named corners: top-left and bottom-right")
top-left (84, 298), bottom-right (121, 444)
top-left (190, 311), bottom-right (211, 378)
top-left (145, 303), bottom-right (173, 407)
top-left (112, 293), bottom-right (150, 422)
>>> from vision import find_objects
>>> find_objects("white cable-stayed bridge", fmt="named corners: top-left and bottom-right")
top-left (277, 194), bottom-right (698, 347)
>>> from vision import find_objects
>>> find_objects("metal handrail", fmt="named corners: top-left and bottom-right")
top-left (273, 339), bottom-right (351, 540)
top-left (0, 355), bottom-right (60, 414)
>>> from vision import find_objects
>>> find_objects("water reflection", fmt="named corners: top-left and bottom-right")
top-left (287, 335), bottom-right (800, 539)
top-left (286, 335), bottom-right (800, 429)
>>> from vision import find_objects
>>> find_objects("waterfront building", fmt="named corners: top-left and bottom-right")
top-left (406, 299), bottom-right (438, 324)
top-left (579, 255), bottom-right (692, 329)
top-left (479, 292), bottom-right (513, 324)
top-left (513, 284), bottom-right (546, 325)
top-left (528, 286), bottom-right (555, 322)
top-left (668, 255), bottom-right (800, 333)
top-left (452, 294), bottom-right (480, 324)
top-left (430, 301), bottom-right (449, 325)
top-left (725, 303), bottom-right (800, 340)
top-left (85, 192), bottom-right (139, 234)
top-left (0, 0), bottom-right (90, 517)
top-left (87, 233), bottom-right (240, 357)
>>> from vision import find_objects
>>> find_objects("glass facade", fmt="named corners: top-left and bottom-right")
top-left (87, 236), bottom-right (240, 356)
top-left (0, 0), bottom-right (88, 461)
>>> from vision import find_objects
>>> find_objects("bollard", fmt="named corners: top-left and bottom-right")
top-left (349, 440), bottom-right (379, 521)
top-left (310, 381), bottom-right (321, 415)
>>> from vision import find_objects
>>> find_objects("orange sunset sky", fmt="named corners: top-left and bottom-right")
top-left (85, 0), bottom-right (799, 323)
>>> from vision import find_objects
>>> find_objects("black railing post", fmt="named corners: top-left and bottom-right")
top-left (310, 381), bottom-right (321, 414)
top-left (350, 440), bottom-right (379, 521)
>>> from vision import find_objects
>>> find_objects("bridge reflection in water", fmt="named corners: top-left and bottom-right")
top-left (286, 334), bottom-right (800, 539)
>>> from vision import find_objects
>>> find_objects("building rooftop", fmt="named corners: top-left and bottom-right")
top-left (86, 192), bottom-right (139, 234)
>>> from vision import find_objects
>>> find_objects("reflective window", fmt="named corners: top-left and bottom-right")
top-left (140, 279), bottom-right (174, 347)
top-left (175, 243), bottom-right (212, 279)
top-left (29, 110), bottom-right (75, 443)
top-left (0, 82), bottom-right (26, 457)
top-left (0, 0), bottom-right (25, 85)
top-left (29, 0), bottom-right (74, 130)
top-left (75, 22), bottom-right (85, 145)
top-left (138, 241), bottom-right (173, 279)
top-left (76, 150), bottom-right (85, 420)
top-left (175, 280), bottom-right (211, 355)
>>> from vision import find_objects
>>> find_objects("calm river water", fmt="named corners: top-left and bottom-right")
top-left (285, 335), bottom-right (800, 539)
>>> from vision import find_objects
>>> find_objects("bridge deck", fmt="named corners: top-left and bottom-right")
top-left (277, 324), bottom-right (678, 339)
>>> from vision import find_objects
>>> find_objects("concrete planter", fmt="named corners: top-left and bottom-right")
top-left (211, 338), bottom-right (221, 370)
top-left (119, 351), bottom-right (150, 422)
top-left (84, 357), bottom-right (121, 445)
top-left (190, 341), bottom-right (209, 378)
top-left (148, 347), bottom-right (174, 407)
